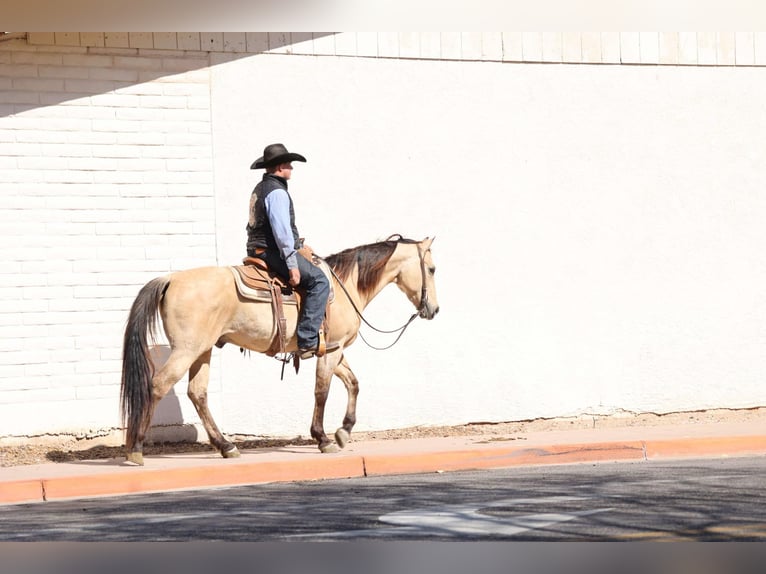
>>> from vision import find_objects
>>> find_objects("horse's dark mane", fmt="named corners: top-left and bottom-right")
top-left (325, 234), bottom-right (418, 299)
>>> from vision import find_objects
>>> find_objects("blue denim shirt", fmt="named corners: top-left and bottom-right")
top-left (264, 188), bottom-right (299, 270)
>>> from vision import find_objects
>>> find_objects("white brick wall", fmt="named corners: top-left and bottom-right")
top-left (0, 38), bottom-right (216, 437)
top-left (22, 32), bottom-right (766, 66)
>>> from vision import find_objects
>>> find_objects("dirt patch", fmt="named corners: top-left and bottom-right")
top-left (1, 407), bottom-right (764, 468)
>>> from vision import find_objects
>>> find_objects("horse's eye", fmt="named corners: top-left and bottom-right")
top-left (429, 267), bottom-right (436, 276)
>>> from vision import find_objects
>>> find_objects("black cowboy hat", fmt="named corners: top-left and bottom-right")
top-left (250, 143), bottom-right (307, 169)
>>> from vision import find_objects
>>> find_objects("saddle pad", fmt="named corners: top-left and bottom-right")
top-left (229, 266), bottom-right (298, 304)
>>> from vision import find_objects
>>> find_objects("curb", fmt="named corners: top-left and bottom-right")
top-left (1, 456), bottom-right (367, 505)
top-left (363, 441), bottom-right (648, 476)
top-left (645, 435), bottom-right (766, 459)
top-left (2, 434), bottom-right (765, 506)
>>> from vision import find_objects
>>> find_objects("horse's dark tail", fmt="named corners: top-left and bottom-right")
top-left (120, 276), bottom-right (170, 450)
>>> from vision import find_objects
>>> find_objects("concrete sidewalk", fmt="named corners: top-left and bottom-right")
top-left (1, 419), bottom-right (765, 506)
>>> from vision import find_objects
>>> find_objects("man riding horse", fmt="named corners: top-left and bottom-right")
top-left (120, 144), bottom-right (440, 463)
top-left (245, 143), bottom-right (330, 360)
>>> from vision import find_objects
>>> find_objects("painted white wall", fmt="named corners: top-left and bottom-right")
top-left (210, 54), bottom-right (766, 437)
top-left (1, 33), bottom-right (765, 443)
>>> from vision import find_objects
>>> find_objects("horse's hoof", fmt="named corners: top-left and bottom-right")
top-left (222, 446), bottom-right (241, 459)
top-left (125, 452), bottom-right (144, 466)
top-left (334, 428), bottom-right (350, 449)
top-left (320, 443), bottom-right (340, 454)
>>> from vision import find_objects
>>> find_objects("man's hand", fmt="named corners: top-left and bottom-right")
top-left (289, 268), bottom-right (301, 287)
top-left (298, 245), bottom-right (314, 260)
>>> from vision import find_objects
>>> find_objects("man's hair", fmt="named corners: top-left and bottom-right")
top-left (266, 163), bottom-right (288, 174)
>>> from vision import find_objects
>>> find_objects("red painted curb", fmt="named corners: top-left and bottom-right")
top-left (3, 435), bottom-right (765, 505)
top-left (35, 456), bottom-right (366, 503)
top-left (363, 441), bottom-right (647, 476)
top-left (9, 457), bottom-right (364, 504)
top-left (0, 480), bottom-right (44, 505)
top-left (645, 435), bottom-right (766, 459)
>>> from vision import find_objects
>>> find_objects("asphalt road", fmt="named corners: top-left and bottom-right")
top-left (1, 457), bottom-right (765, 542)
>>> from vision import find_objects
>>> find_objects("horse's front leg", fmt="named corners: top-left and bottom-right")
top-left (311, 350), bottom-right (343, 453)
top-left (332, 355), bottom-right (359, 449)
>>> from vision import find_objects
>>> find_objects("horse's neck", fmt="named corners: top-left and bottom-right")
top-left (356, 246), bottom-right (408, 308)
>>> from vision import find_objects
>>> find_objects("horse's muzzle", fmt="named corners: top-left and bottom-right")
top-left (420, 305), bottom-right (439, 320)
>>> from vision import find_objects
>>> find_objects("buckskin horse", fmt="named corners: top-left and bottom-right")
top-left (120, 235), bottom-right (439, 465)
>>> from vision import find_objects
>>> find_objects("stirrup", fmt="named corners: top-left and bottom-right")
top-left (297, 331), bottom-right (328, 361)
top-left (316, 329), bottom-right (327, 357)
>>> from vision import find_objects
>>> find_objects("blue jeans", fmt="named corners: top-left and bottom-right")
top-left (253, 249), bottom-right (330, 350)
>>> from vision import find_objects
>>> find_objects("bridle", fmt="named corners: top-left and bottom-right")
top-left (326, 241), bottom-right (431, 351)
top-left (415, 242), bottom-right (431, 319)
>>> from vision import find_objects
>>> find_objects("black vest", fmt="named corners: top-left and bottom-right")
top-left (246, 174), bottom-right (301, 254)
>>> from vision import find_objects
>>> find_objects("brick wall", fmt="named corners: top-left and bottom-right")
top-left (0, 37), bottom-right (215, 436)
top-left (24, 32), bottom-right (766, 65)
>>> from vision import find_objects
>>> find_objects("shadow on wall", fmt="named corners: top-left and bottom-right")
top-left (0, 33), bottom-right (335, 119)
top-left (42, 345), bottom-right (201, 462)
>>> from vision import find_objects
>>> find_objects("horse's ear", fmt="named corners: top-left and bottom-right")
top-left (423, 236), bottom-right (435, 248)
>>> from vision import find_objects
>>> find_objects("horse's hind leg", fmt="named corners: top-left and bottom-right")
top-left (127, 350), bottom-right (195, 466)
top-left (332, 356), bottom-right (359, 449)
top-left (187, 349), bottom-right (239, 458)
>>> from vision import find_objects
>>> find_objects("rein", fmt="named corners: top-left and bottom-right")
top-left (324, 243), bottom-right (429, 351)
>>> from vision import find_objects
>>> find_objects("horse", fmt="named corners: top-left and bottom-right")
top-left (120, 235), bottom-right (439, 465)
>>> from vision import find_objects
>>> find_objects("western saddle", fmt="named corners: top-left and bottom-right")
top-left (229, 252), bottom-right (331, 361)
